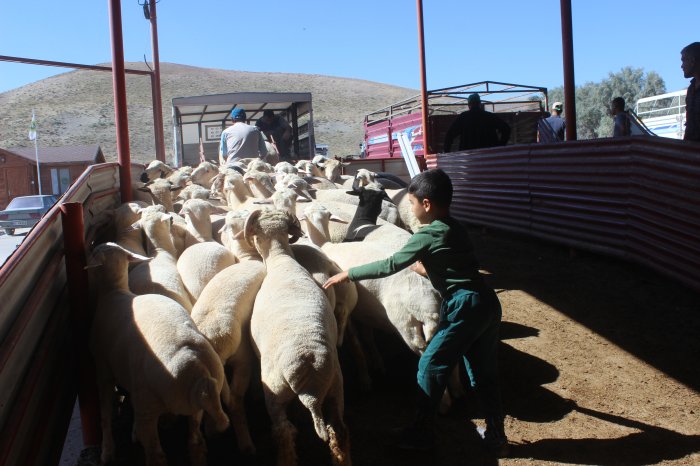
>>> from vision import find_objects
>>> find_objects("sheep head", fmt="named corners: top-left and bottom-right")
top-left (243, 209), bottom-right (305, 257)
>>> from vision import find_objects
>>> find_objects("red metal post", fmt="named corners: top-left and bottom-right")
top-left (61, 202), bottom-right (101, 447)
top-left (416, 0), bottom-right (431, 158)
top-left (109, 0), bottom-right (133, 202)
top-left (149, 0), bottom-right (166, 162)
top-left (560, 0), bottom-right (577, 141)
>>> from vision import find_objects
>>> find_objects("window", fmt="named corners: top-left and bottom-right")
top-left (51, 168), bottom-right (72, 195)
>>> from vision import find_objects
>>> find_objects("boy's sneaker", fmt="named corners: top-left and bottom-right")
top-left (391, 424), bottom-right (436, 452)
top-left (477, 425), bottom-right (510, 457)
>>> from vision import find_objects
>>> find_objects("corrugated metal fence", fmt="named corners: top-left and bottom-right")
top-left (436, 136), bottom-right (700, 292)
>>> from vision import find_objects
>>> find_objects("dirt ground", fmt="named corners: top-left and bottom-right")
top-left (89, 226), bottom-right (700, 466)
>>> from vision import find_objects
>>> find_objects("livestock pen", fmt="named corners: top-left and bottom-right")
top-left (0, 135), bottom-right (697, 465)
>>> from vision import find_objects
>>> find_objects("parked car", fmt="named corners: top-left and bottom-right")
top-left (0, 195), bottom-right (58, 235)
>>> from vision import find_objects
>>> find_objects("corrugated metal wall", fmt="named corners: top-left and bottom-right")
top-left (437, 137), bottom-right (700, 292)
top-left (0, 163), bottom-right (129, 465)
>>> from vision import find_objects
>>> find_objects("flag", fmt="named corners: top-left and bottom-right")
top-left (28, 111), bottom-right (37, 141)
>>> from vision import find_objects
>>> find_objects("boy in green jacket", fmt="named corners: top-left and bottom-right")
top-left (323, 168), bottom-right (508, 456)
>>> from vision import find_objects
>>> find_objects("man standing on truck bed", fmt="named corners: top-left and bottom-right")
top-left (256, 110), bottom-right (293, 162)
top-left (443, 93), bottom-right (511, 152)
top-left (681, 42), bottom-right (700, 142)
top-left (219, 108), bottom-right (268, 165)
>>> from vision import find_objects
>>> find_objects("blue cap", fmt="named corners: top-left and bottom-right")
top-left (231, 108), bottom-right (247, 120)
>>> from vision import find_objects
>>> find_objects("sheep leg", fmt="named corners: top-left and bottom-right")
top-left (133, 413), bottom-right (166, 466)
top-left (187, 411), bottom-right (208, 466)
top-left (97, 376), bottom-right (116, 464)
top-left (264, 386), bottom-right (297, 466)
top-left (344, 320), bottom-right (372, 392)
top-left (227, 349), bottom-right (256, 456)
top-left (356, 323), bottom-right (385, 376)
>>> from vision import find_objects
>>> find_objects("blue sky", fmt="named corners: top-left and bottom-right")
top-left (0, 0), bottom-right (697, 96)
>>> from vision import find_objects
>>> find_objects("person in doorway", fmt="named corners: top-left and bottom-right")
top-left (537, 101), bottom-right (566, 142)
top-left (611, 97), bottom-right (631, 137)
top-left (219, 108), bottom-right (268, 165)
top-left (681, 42), bottom-right (700, 142)
top-left (323, 168), bottom-right (509, 457)
top-left (256, 110), bottom-right (294, 161)
top-left (443, 93), bottom-right (511, 152)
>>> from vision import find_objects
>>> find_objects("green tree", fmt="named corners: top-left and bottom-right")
top-left (547, 67), bottom-right (666, 139)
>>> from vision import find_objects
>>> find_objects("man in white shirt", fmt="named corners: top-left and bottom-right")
top-left (219, 108), bottom-right (268, 165)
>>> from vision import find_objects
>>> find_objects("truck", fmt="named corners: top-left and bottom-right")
top-left (171, 92), bottom-right (316, 166)
top-left (347, 81), bottom-right (548, 181)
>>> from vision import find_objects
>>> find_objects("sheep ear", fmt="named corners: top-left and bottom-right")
top-left (125, 220), bottom-right (142, 232)
top-left (330, 214), bottom-right (348, 224)
top-left (218, 224), bottom-right (230, 235)
top-left (286, 213), bottom-right (305, 242)
top-left (137, 186), bottom-right (151, 193)
top-left (243, 209), bottom-right (263, 246)
top-left (295, 195), bottom-right (311, 203)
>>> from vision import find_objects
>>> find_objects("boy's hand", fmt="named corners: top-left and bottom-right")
top-left (410, 261), bottom-right (427, 277)
top-left (323, 271), bottom-right (349, 289)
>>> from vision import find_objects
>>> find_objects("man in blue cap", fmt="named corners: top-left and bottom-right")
top-left (219, 107), bottom-right (268, 165)
top-left (443, 93), bottom-right (511, 152)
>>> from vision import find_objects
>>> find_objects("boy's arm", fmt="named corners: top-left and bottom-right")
top-left (347, 231), bottom-right (430, 281)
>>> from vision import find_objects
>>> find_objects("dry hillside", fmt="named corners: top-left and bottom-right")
top-left (0, 62), bottom-right (417, 164)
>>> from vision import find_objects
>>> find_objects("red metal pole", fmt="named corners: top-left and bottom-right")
top-left (560, 0), bottom-right (577, 141)
top-left (61, 202), bottom-right (101, 447)
top-left (416, 0), bottom-right (431, 158)
top-left (149, 0), bottom-right (166, 162)
top-left (109, 0), bottom-right (133, 202)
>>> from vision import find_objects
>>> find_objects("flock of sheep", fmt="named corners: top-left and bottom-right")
top-left (88, 156), bottom-right (446, 466)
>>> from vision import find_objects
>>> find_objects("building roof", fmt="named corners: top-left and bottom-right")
top-left (4, 144), bottom-right (104, 164)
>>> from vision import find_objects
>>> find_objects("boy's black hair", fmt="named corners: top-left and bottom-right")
top-left (408, 168), bottom-right (453, 208)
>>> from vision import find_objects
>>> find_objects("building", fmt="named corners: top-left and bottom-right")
top-left (0, 144), bottom-right (105, 209)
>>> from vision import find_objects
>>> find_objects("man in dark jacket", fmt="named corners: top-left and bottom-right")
top-left (443, 94), bottom-right (511, 152)
top-left (681, 42), bottom-right (700, 142)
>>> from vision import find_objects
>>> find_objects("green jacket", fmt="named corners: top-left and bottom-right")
top-left (348, 216), bottom-right (483, 297)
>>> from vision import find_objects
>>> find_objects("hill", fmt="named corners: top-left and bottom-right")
top-left (0, 62), bottom-right (417, 164)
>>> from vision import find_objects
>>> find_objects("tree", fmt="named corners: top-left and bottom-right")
top-left (546, 67), bottom-right (666, 139)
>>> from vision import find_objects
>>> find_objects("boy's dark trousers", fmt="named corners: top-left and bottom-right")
top-left (416, 287), bottom-right (504, 425)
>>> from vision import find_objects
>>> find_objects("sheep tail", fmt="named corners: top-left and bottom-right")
top-left (298, 394), bottom-right (329, 442)
top-left (327, 424), bottom-right (352, 466)
top-left (192, 376), bottom-right (229, 433)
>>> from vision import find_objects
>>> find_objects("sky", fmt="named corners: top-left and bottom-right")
top-left (0, 0), bottom-right (698, 98)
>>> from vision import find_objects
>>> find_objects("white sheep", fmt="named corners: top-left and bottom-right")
top-left (128, 207), bottom-right (193, 312)
top-left (107, 201), bottom-right (149, 257)
top-left (88, 242), bottom-right (229, 466)
top-left (190, 257), bottom-right (265, 455)
top-left (190, 161), bottom-right (219, 187)
top-left (176, 241), bottom-right (237, 302)
top-left (179, 198), bottom-right (229, 243)
top-left (302, 204), bottom-right (441, 356)
top-left (274, 161), bottom-right (298, 175)
top-left (245, 209), bottom-right (351, 466)
top-left (243, 170), bottom-right (275, 198)
top-left (295, 160), bottom-right (322, 177)
top-left (140, 160), bottom-right (175, 183)
top-left (136, 178), bottom-right (180, 212)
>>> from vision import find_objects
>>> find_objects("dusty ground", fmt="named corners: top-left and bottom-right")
top-left (84, 226), bottom-right (700, 466)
